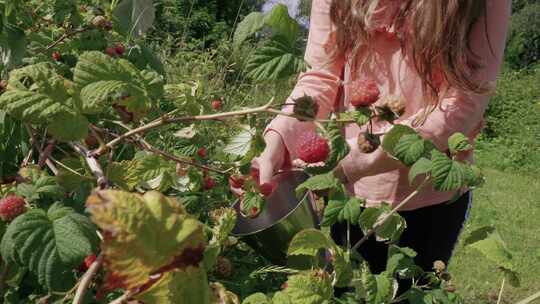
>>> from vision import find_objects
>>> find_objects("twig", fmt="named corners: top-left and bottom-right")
top-left (45, 27), bottom-right (89, 51)
top-left (108, 290), bottom-right (135, 304)
top-left (72, 254), bottom-right (104, 304)
top-left (351, 177), bottom-right (430, 252)
top-left (24, 125), bottom-right (58, 175)
top-left (517, 290), bottom-right (540, 304)
top-left (70, 142), bottom-right (108, 189)
top-left (496, 277), bottom-right (505, 304)
top-left (38, 140), bottom-right (55, 169)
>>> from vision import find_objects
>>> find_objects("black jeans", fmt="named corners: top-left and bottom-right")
top-left (331, 192), bottom-right (471, 298)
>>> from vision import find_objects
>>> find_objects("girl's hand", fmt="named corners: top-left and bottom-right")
top-left (229, 131), bottom-right (287, 197)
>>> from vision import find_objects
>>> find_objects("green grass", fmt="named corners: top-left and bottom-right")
top-left (449, 168), bottom-right (540, 303)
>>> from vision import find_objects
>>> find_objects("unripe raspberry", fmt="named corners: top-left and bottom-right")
top-left (52, 51), bottom-right (62, 62)
top-left (249, 207), bottom-right (260, 218)
top-left (379, 95), bottom-right (405, 118)
top-left (215, 257), bottom-right (233, 278)
top-left (357, 132), bottom-right (380, 153)
top-left (349, 78), bottom-right (380, 108)
top-left (197, 147), bottom-right (207, 158)
top-left (296, 132), bottom-right (330, 164)
top-left (211, 99), bottom-right (222, 110)
top-left (91, 15), bottom-right (112, 30)
top-left (433, 260), bottom-right (446, 273)
top-left (293, 94), bottom-right (319, 121)
top-left (0, 195), bottom-right (26, 221)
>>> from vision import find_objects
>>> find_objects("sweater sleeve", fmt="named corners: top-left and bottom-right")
top-left (265, 0), bottom-right (344, 160)
top-left (340, 0), bottom-right (511, 182)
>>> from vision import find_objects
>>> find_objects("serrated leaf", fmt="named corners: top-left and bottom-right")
top-left (113, 0), bottom-right (156, 39)
top-left (382, 125), bottom-right (417, 157)
top-left (431, 150), bottom-right (470, 192)
top-left (233, 12), bottom-right (265, 47)
top-left (47, 111), bottom-right (89, 141)
top-left (338, 198), bottom-right (363, 224)
top-left (240, 191), bottom-right (264, 218)
top-left (359, 204), bottom-right (406, 243)
top-left (0, 203), bottom-right (98, 291)
top-left (263, 4), bottom-right (300, 46)
top-left (108, 153), bottom-right (176, 191)
top-left (448, 133), bottom-right (472, 155)
top-left (295, 172), bottom-right (340, 198)
top-left (224, 125), bottom-right (265, 165)
top-left (338, 110), bottom-right (370, 125)
top-left (282, 270), bottom-right (333, 304)
top-left (408, 158), bottom-right (432, 184)
top-left (386, 246), bottom-right (417, 279)
top-left (55, 157), bottom-right (94, 191)
top-left (332, 247), bottom-right (353, 288)
top-left (0, 24), bottom-right (26, 71)
top-left (246, 35), bottom-right (305, 82)
top-left (73, 51), bottom-right (164, 117)
top-left (86, 190), bottom-right (205, 290)
top-left (135, 268), bottom-right (211, 304)
top-left (394, 134), bottom-right (430, 167)
top-left (288, 229), bottom-right (333, 257)
top-left (243, 293), bottom-right (271, 304)
top-left (209, 208), bottom-right (237, 248)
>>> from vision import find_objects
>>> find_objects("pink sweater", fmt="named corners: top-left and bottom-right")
top-left (266, 0), bottom-right (511, 210)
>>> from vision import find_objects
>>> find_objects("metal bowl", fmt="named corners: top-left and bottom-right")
top-left (231, 170), bottom-right (319, 265)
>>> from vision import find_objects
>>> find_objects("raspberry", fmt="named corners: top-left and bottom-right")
top-left (378, 95), bottom-right (405, 118)
top-left (52, 51), bottom-right (62, 62)
top-left (349, 78), bottom-right (380, 108)
top-left (357, 132), bottom-right (380, 153)
top-left (105, 47), bottom-right (116, 57)
top-left (293, 94), bottom-right (319, 121)
top-left (228, 175), bottom-right (245, 189)
top-left (249, 207), bottom-right (260, 218)
top-left (114, 43), bottom-right (125, 56)
top-left (259, 182), bottom-right (276, 197)
top-left (203, 177), bottom-right (216, 190)
top-left (0, 195), bottom-right (26, 221)
top-left (296, 132), bottom-right (330, 164)
top-left (250, 167), bottom-right (260, 184)
top-left (91, 15), bottom-right (107, 28)
top-left (215, 257), bottom-right (233, 278)
top-left (433, 260), bottom-right (446, 273)
top-left (78, 254), bottom-right (97, 272)
top-left (211, 99), bottom-right (222, 110)
top-left (197, 147), bottom-right (207, 158)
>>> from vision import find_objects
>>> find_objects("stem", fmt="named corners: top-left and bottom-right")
top-left (24, 125), bottom-right (58, 175)
top-left (45, 27), bottom-right (89, 51)
top-left (108, 290), bottom-right (135, 304)
top-left (351, 176), bottom-right (430, 252)
top-left (70, 142), bottom-right (108, 189)
top-left (72, 254), bottom-right (104, 304)
top-left (37, 140), bottom-right (55, 169)
top-left (517, 291), bottom-right (540, 304)
top-left (496, 277), bottom-right (505, 304)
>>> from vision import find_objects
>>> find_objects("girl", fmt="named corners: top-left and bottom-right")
top-left (252, 0), bottom-right (510, 291)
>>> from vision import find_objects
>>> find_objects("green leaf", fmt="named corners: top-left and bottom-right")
top-left (47, 111), bottom-right (89, 141)
top-left (382, 125), bottom-right (417, 157)
top-left (386, 246), bottom-right (418, 279)
top-left (394, 134), bottom-right (432, 167)
top-left (224, 125), bottom-right (265, 165)
top-left (0, 203), bottom-right (98, 291)
top-left (448, 133), bottom-right (472, 155)
top-left (408, 158), bottom-right (432, 184)
top-left (246, 35), bottom-right (305, 82)
top-left (243, 293), bottom-right (271, 304)
top-left (86, 190), bottom-right (206, 290)
top-left (331, 246), bottom-right (353, 288)
top-left (320, 199), bottom-right (344, 227)
top-left (113, 0), bottom-right (156, 39)
top-left (16, 173), bottom-right (63, 202)
top-left (338, 110), bottom-right (370, 126)
top-left (295, 172), bottom-right (340, 198)
top-left (108, 153), bottom-right (176, 192)
top-left (0, 24), bottom-right (26, 72)
top-left (233, 12), bottom-right (265, 47)
top-left (263, 4), bottom-right (300, 45)
top-left (135, 268), bottom-right (211, 304)
top-left (307, 119), bottom-right (350, 175)
top-left (359, 204), bottom-right (406, 243)
top-left (73, 51), bottom-right (164, 117)
top-left (431, 150), bottom-right (470, 191)
top-left (288, 229), bottom-right (333, 257)
top-left (240, 191), bottom-right (265, 218)
top-left (355, 264), bottom-right (396, 304)
top-left (282, 270), bottom-right (333, 304)
top-left (338, 198), bottom-right (363, 224)
top-left (55, 157), bottom-right (94, 191)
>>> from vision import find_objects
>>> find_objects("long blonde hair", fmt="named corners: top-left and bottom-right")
top-left (329, 0), bottom-right (491, 113)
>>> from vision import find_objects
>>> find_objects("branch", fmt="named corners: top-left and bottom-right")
top-left (45, 27), bottom-right (89, 51)
top-left (70, 142), bottom-right (108, 189)
top-left (108, 290), bottom-right (135, 304)
top-left (72, 254), bottom-right (104, 304)
top-left (24, 125), bottom-right (58, 175)
top-left (351, 176), bottom-right (430, 252)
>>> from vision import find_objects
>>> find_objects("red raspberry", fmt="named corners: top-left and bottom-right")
top-left (203, 177), bottom-right (216, 190)
top-left (52, 51), bottom-right (62, 62)
top-left (0, 195), bottom-right (26, 221)
top-left (250, 167), bottom-right (260, 184)
top-left (228, 175), bottom-right (245, 189)
top-left (259, 182), bottom-right (276, 197)
top-left (114, 43), bottom-right (125, 56)
top-left (349, 78), bottom-right (380, 108)
top-left (296, 132), bottom-right (330, 164)
top-left (105, 47), bottom-right (117, 57)
top-left (78, 254), bottom-right (97, 272)
top-left (197, 147), bottom-right (207, 158)
top-left (249, 207), bottom-right (259, 218)
top-left (211, 99), bottom-right (222, 110)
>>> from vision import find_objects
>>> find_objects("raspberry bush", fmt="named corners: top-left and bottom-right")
top-left (0, 1), bottom-right (522, 304)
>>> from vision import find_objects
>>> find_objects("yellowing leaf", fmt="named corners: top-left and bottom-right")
top-left (86, 190), bottom-right (205, 290)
